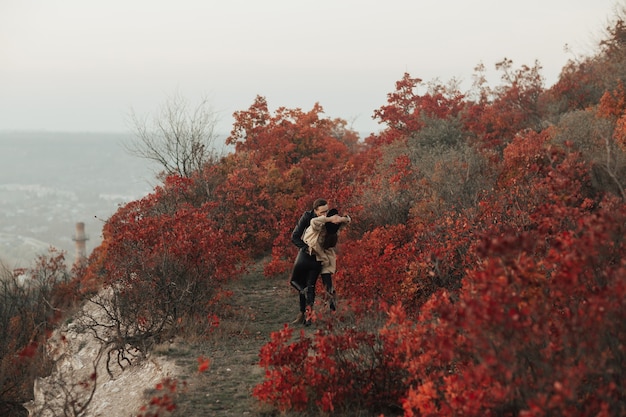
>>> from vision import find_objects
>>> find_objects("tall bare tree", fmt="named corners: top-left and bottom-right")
top-left (127, 92), bottom-right (220, 178)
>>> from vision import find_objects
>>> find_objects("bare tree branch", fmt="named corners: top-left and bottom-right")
top-left (126, 92), bottom-right (220, 178)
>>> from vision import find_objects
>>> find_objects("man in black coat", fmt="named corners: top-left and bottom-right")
top-left (289, 198), bottom-right (329, 326)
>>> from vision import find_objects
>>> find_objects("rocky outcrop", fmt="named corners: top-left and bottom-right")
top-left (24, 291), bottom-right (179, 417)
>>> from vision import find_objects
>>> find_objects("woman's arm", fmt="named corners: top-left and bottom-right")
top-left (329, 214), bottom-right (351, 224)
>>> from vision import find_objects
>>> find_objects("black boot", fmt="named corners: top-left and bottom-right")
top-left (304, 305), bottom-right (313, 326)
top-left (321, 273), bottom-right (336, 311)
top-left (291, 312), bottom-right (305, 325)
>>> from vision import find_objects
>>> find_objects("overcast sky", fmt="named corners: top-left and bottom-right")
top-left (0, 0), bottom-right (619, 136)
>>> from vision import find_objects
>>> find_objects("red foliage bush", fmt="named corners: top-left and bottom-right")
top-left (254, 125), bottom-right (626, 416)
top-left (81, 175), bottom-right (247, 364)
top-left (254, 315), bottom-right (407, 415)
top-left (396, 195), bottom-right (626, 416)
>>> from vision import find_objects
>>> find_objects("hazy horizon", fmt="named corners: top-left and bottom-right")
top-left (0, 131), bottom-right (158, 268)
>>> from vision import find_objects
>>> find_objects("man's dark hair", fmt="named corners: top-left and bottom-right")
top-left (312, 198), bottom-right (327, 210)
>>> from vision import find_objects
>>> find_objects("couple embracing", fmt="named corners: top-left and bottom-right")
top-left (289, 198), bottom-right (351, 326)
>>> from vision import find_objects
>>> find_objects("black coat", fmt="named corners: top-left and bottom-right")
top-left (289, 209), bottom-right (321, 292)
top-left (291, 210), bottom-right (315, 250)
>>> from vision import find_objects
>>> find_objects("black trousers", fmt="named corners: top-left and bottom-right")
top-left (290, 249), bottom-right (323, 313)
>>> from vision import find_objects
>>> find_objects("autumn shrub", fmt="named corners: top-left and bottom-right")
top-left (359, 149), bottom-right (418, 226)
top-left (0, 250), bottom-right (80, 417)
top-left (337, 204), bottom-right (480, 316)
top-left (210, 153), bottom-right (287, 256)
top-left (256, 117), bottom-right (626, 416)
top-left (217, 96), bottom-right (362, 262)
top-left (542, 58), bottom-right (606, 117)
top-left (463, 59), bottom-right (545, 152)
top-left (137, 378), bottom-right (186, 417)
top-left (264, 223), bottom-right (298, 277)
top-left (336, 224), bottom-right (415, 307)
top-left (82, 175), bottom-right (246, 372)
top-left (548, 106), bottom-right (626, 199)
top-left (256, 188), bottom-right (626, 416)
top-left (550, 109), bottom-right (612, 157)
top-left (253, 305), bottom-right (407, 416)
top-left (355, 76), bottom-right (470, 231)
top-left (395, 196), bottom-right (626, 416)
top-left (402, 147), bottom-right (624, 415)
top-left (409, 140), bottom-right (493, 213)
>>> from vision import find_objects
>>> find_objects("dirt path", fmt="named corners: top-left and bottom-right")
top-left (166, 260), bottom-right (302, 416)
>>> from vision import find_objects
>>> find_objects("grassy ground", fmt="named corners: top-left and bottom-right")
top-left (155, 260), bottom-right (307, 417)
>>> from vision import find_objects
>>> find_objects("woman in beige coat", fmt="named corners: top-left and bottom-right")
top-left (302, 208), bottom-right (351, 314)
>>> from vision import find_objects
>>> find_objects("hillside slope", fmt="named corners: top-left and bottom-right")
top-left (25, 259), bottom-right (310, 417)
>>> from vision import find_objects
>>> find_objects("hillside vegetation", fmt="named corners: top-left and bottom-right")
top-left (3, 8), bottom-right (626, 417)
